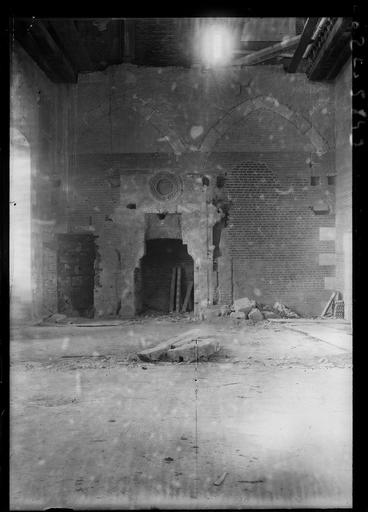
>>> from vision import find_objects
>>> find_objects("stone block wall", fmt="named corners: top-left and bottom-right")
top-left (334, 58), bottom-right (352, 320)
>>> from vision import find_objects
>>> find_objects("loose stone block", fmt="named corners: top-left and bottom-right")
top-left (233, 297), bottom-right (256, 312)
top-left (230, 311), bottom-right (246, 319)
top-left (137, 329), bottom-right (203, 361)
top-left (263, 311), bottom-right (279, 319)
top-left (166, 337), bottom-right (220, 362)
top-left (248, 308), bottom-right (264, 322)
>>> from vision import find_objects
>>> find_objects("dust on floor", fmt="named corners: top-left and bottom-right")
top-left (10, 316), bottom-right (352, 509)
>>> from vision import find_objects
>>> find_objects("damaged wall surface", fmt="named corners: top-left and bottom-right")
top-left (10, 42), bottom-right (74, 320)
top-left (67, 64), bottom-right (336, 317)
top-left (11, 42), bottom-right (351, 319)
top-left (334, 59), bottom-right (352, 321)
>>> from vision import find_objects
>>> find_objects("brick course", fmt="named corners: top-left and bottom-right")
top-left (207, 156), bottom-right (336, 316)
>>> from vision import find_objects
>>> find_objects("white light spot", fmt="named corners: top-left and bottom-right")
top-left (190, 126), bottom-right (204, 139)
top-left (75, 372), bottom-right (81, 396)
top-left (199, 24), bottom-right (234, 66)
top-left (61, 338), bottom-right (69, 350)
top-left (253, 288), bottom-right (261, 296)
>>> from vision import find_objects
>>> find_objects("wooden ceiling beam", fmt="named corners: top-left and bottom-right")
top-left (48, 20), bottom-right (95, 72)
top-left (123, 19), bottom-right (135, 62)
top-left (287, 17), bottom-right (320, 73)
top-left (233, 35), bottom-right (301, 66)
top-left (308, 18), bottom-right (352, 81)
top-left (13, 20), bottom-right (63, 82)
top-left (30, 19), bottom-right (77, 82)
top-left (109, 19), bottom-right (124, 64)
top-left (324, 39), bottom-right (351, 81)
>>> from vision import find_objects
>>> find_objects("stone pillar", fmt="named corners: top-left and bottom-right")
top-left (182, 207), bottom-right (211, 316)
top-left (117, 209), bottom-right (146, 318)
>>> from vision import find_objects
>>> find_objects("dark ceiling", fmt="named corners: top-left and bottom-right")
top-left (12, 17), bottom-right (351, 84)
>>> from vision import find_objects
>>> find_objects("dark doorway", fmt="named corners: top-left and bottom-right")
top-left (57, 234), bottom-right (96, 317)
top-left (135, 239), bottom-right (194, 314)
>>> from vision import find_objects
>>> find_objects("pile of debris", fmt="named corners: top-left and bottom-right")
top-left (202, 298), bottom-right (300, 322)
top-left (137, 328), bottom-right (220, 363)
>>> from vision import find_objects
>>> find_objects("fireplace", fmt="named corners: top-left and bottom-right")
top-left (135, 238), bottom-right (194, 314)
top-left (112, 171), bottom-right (218, 318)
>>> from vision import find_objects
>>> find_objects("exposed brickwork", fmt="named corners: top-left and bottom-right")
top-left (207, 156), bottom-right (336, 316)
top-left (57, 234), bottom-right (96, 317)
top-left (334, 59), bottom-right (352, 319)
top-left (68, 159), bottom-right (123, 317)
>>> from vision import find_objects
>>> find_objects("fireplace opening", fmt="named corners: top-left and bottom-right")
top-left (135, 239), bottom-right (194, 314)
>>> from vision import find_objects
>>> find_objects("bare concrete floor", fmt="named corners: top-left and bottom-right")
top-left (10, 317), bottom-right (352, 509)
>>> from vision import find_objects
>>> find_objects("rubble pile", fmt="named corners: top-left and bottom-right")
top-left (202, 298), bottom-right (300, 323)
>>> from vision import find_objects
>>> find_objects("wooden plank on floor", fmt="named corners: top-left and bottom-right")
top-left (169, 267), bottom-right (176, 313)
top-left (321, 291), bottom-right (337, 317)
top-left (181, 281), bottom-right (194, 313)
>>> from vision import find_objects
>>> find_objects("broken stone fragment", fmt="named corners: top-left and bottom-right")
top-left (259, 303), bottom-right (273, 312)
top-left (200, 307), bottom-right (222, 320)
top-left (239, 306), bottom-right (254, 317)
top-left (220, 305), bottom-right (231, 316)
top-left (137, 329), bottom-right (203, 361)
top-left (263, 311), bottom-right (279, 319)
top-left (232, 297), bottom-right (256, 313)
top-left (166, 337), bottom-right (220, 362)
top-left (248, 308), bottom-right (264, 322)
top-left (273, 302), bottom-right (299, 318)
top-left (230, 311), bottom-right (246, 319)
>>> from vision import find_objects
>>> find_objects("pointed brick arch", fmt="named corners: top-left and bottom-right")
top-left (78, 97), bottom-right (186, 156)
top-left (199, 95), bottom-right (329, 155)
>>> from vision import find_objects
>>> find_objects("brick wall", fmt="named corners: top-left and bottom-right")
top-left (334, 58), bottom-right (352, 320)
top-left (206, 145), bottom-right (336, 316)
top-left (67, 156), bottom-right (122, 317)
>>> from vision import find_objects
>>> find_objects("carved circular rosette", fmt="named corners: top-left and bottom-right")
top-left (149, 172), bottom-right (183, 202)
